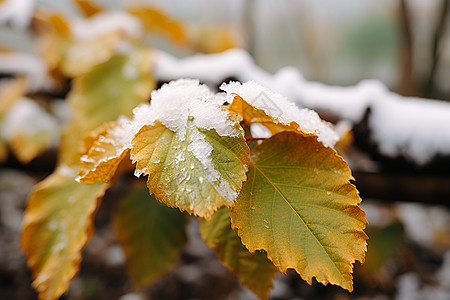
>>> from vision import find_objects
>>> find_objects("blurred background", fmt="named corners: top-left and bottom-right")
top-left (1, 0), bottom-right (450, 299)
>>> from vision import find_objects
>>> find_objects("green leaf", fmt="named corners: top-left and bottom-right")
top-left (231, 132), bottom-right (367, 292)
top-left (60, 49), bottom-right (154, 166)
top-left (21, 166), bottom-right (108, 300)
top-left (113, 186), bottom-right (187, 286)
top-left (200, 207), bottom-right (277, 299)
top-left (131, 120), bottom-right (249, 220)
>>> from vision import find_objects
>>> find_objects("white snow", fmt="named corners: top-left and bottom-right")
top-left (288, 77), bottom-right (389, 122)
top-left (71, 12), bottom-right (142, 41)
top-left (220, 81), bottom-right (339, 147)
top-left (56, 164), bottom-right (76, 178)
top-left (1, 97), bottom-right (59, 146)
top-left (369, 94), bottom-right (450, 165)
top-left (187, 130), bottom-right (237, 203)
top-left (148, 79), bottom-right (242, 139)
top-left (0, 0), bottom-right (35, 29)
top-left (153, 48), bottom-right (273, 85)
top-left (0, 53), bottom-right (54, 92)
top-left (395, 202), bottom-right (450, 248)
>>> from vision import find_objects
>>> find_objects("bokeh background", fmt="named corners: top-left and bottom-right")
top-left (1, 0), bottom-right (450, 299)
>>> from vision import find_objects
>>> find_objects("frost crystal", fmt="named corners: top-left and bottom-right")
top-left (220, 81), bottom-right (338, 147)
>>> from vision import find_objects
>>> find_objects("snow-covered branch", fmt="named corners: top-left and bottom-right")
top-left (153, 49), bottom-right (450, 166)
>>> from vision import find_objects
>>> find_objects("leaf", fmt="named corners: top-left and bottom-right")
top-left (0, 76), bottom-right (28, 115)
top-left (21, 166), bottom-right (108, 300)
top-left (131, 120), bottom-right (249, 220)
top-left (222, 81), bottom-right (338, 147)
top-left (69, 49), bottom-right (153, 132)
top-left (231, 131), bottom-right (367, 291)
top-left (127, 6), bottom-right (187, 45)
top-left (200, 207), bottom-right (277, 299)
top-left (74, 0), bottom-right (103, 18)
top-left (37, 10), bottom-right (131, 77)
top-left (59, 49), bottom-right (154, 165)
top-left (77, 121), bottom-right (131, 184)
top-left (60, 31), bottom-right (124, 77)
top-left (113, 186), bottom-right (187, 286)
top-left (191, 26), bottom-right (238, 54)
top-left (228, 95), bottom-right (302, 135)
top-left (2, 98), bottom-right (58, 164)
top-left (9, 131), bottom-right (53, 164)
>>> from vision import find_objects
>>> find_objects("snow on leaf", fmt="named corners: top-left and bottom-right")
top-left (39, 10), bottom-right (142, 77)
top-left (231, 131), bottom-right (367, 292)
top-left (21, 165), bottom-right (108, 300)
top-left (131, 121), bottom-right (248, 220)
top-left (113, 187), bottom-right (187, 287)
top-left (221, 81), bottom-right (339, 147)
top-left (2, 98), bottom-right (59, 163)
top-left (200, 207), bottom-right (277, 299)
top-left (227, 94), bottom-right (299, 136)
top-left (77, 118), bottom-right (133, 184)
top-left (130, 79), bottom-right (249, 219)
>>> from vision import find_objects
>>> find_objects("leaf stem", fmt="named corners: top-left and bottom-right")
top-left (245, 137), bottom-right (267, 142)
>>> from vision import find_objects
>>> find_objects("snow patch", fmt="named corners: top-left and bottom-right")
top-left (188, 130), bottom-right (236, 203)
top-left (71, 12), bottom-right (142, 41)
top-left (153, 49), bottom-right (272, 85)
top-left (369, 94), bottom-right (450, 165)
top-left (221, 81), bottom-right (338, 147)
top-left (0, 0), bottom-right (35, 29)
top-left (0, 53), bottom-right (54, 92)
top-left (1, 97), bottom-right (59, 146)
top-left (154, 49), bottom-right (450, 165)
top-left (149, 79), bottom-right (241, 139)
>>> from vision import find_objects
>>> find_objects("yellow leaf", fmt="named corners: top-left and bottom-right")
top-left (59, 49), bottom-right (154, 166)
top-left (21, 166), bottom-right (108, 300)
top-left (131, 120), bottom-right (249, 220)
top-left (229, 94), bottom-right (305, 135)
top-left (190, 26), bottom-right (239, 54)
top-left (127, 6), bottom-right (187, 45)
top-left (73, 0), bottom-right (103, 18)
top-left (9, 132), bottom-right (52, 164)
top-left (36, 9), bottom-right (132, 77)
top-left (200, 207), bottom-right (277, 299)
top-left (0, 76), bottom-right (28, 115)
top-left (77, 121), bottom-right (131, 184)
top-left (60, 31), bottom-right (124, 77)
top-left (231, 131), bottom-right (367, 291)
top-left (80, 121), bottom-right (117, 155)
